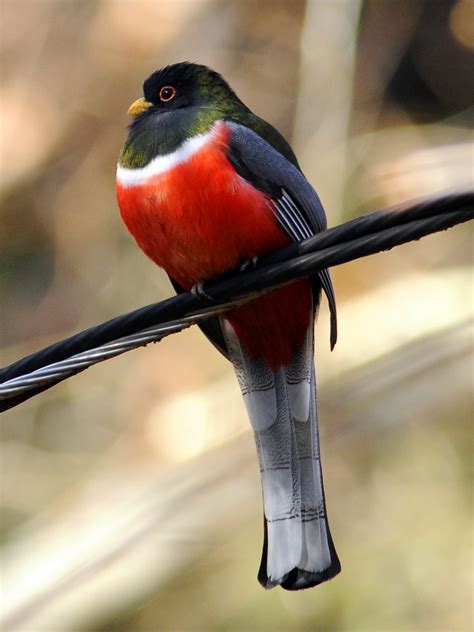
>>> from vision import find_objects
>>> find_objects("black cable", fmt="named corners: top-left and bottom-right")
top-left (1, 189), bottom-right (472, 412)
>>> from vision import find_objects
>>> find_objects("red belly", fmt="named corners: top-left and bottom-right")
top-left (116, 122), bottom-right (312, 369)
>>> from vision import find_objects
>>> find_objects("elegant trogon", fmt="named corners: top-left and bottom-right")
top-left (116, 62), bottom-right (340, 591)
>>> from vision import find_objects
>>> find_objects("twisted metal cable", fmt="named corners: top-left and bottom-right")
top-left (1, 308), bottom-right (235, 396)
top-left (1, 189), bottom-right (472, 412)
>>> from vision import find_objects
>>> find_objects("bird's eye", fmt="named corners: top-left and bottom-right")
top-left (159, 86), bottom-right (176, 102)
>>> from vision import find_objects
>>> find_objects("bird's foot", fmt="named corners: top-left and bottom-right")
top-left (191, 282), bottom-right (214, 301)
top-left (239, 256), bottom-right (259, 273)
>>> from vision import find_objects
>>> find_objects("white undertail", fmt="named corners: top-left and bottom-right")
top-left (222, 319), bottom-right (340, 589)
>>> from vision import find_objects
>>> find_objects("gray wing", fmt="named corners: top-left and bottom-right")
top-left (227, 121), bottom-right (337, 349)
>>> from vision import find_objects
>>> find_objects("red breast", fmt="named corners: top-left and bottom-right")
top-left (116, 121), bottom-right (312, 370)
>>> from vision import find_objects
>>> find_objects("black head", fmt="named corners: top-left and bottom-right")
top-left (128, 62), bottom-right (246, 118)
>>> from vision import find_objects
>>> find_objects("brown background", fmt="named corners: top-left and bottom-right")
top-left (1, 1), bottom-right (472, 630)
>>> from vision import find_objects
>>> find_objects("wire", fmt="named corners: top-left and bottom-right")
top-left (1, 189), bottom-right (472, 412)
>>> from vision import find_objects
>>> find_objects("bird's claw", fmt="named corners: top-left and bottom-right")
top-left (239, 256), bottom-right (259, 273)
top-left (191, 282), bottom-right (214, 300)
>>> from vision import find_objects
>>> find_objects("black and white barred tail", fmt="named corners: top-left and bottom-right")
top-left (223, 320), bottom-right (341, 590)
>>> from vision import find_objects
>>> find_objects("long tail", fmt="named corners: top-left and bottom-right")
top-left (223, 320), bottom-right (341, 590)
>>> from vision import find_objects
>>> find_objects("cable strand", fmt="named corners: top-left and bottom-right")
top-left (1, 189), bottom-right (472, 412)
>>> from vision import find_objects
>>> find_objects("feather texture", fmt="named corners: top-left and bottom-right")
top-left (117, 70), bottom-right (341, 589)
top-left (222, 319), bottom-right (340, 588)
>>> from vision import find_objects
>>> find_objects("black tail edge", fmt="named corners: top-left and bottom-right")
top-left (257, 516), bottom-right (341, 591)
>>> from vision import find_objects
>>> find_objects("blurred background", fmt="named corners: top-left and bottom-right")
top-left (1, 1), bottom-right (472, 630)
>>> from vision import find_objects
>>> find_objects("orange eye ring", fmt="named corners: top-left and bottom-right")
top-left (159, 86), bottom-right (176, 102)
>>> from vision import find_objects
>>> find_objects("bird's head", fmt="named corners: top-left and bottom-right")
top-left (126, 62), bottom-right (246, 120)
top-left (119, 62), bottom-right (250, 168)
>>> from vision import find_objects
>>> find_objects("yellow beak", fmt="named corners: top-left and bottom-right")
top-left (127, 97), bottom-right (153, 117)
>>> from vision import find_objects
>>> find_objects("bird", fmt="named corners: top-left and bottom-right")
top-left (116, 62), bottom-right (341, 591)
